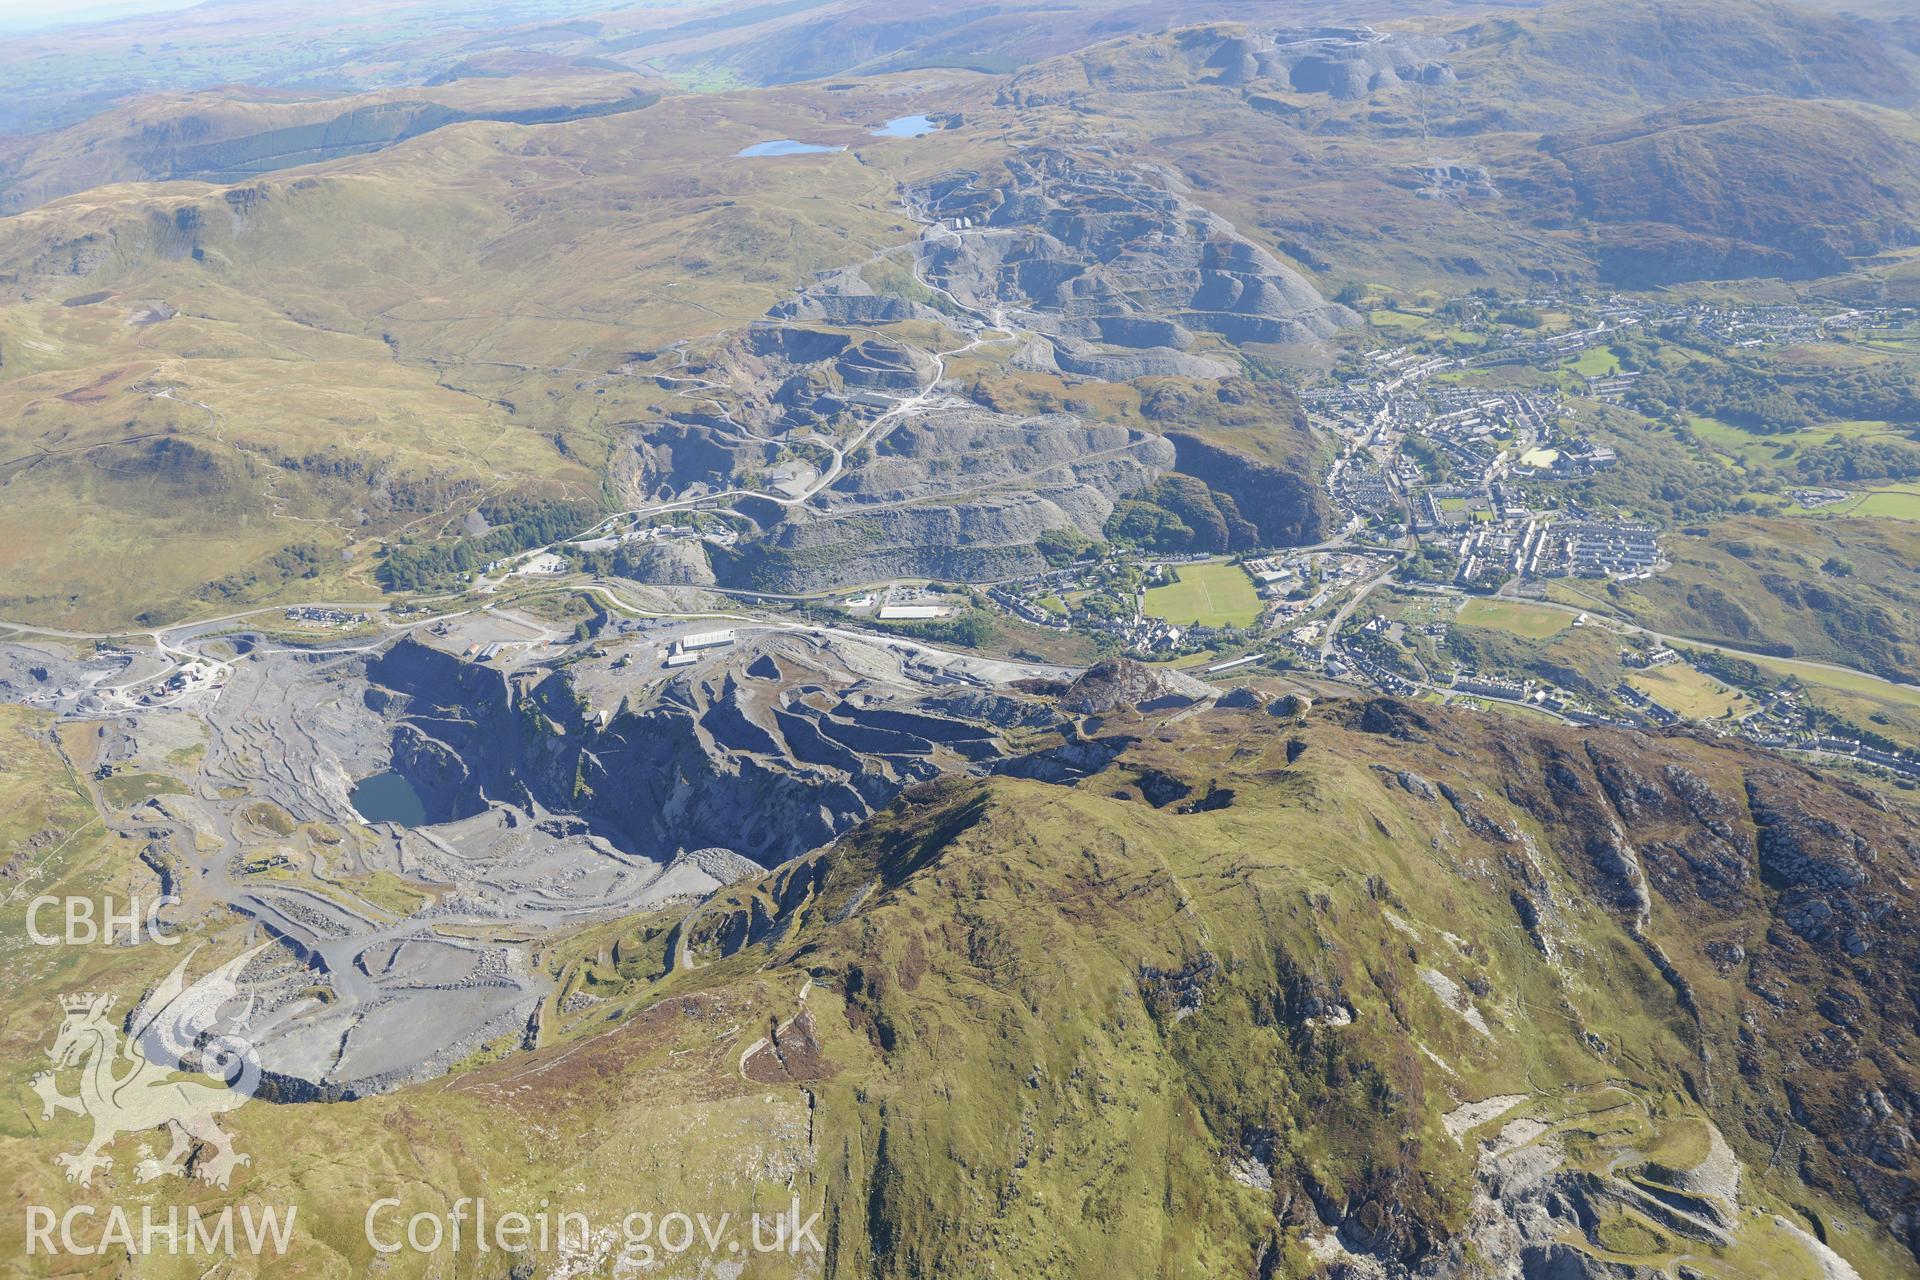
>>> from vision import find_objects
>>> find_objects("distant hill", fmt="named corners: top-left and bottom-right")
top-left (995, 1), bottom-right (1920, 288)
top-left (0, 64), bottom-right (663, 216)
top-left (1449, 0), bottom-right (1918, 125)
top-left (0, 0), bottom-right (1288, 136)
top-left (1513, 98), bottom-right (1920, 284)
top-left (602, 0), bottom-right (1286, 88)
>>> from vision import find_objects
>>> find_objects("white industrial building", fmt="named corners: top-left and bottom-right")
top-left (677, 629), bottom-right (737, 652)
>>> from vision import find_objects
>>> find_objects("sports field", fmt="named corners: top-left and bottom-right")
top-left (1455, 598), bottom-right (1570, 639)
top-left (1627, 664), bottom-right (1754, 720)
top-left (1142, 563), bottom-right (1261, 628)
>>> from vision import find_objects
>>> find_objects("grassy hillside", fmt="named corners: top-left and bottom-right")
top-left (5, 694), bottom-right (1915, 1275)
top-left (702, 694), bottom-right (1920, 1275)
top-left (1551, 515), bottom-right (1920, 683)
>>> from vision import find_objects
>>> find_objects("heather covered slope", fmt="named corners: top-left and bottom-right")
top-left (1522, 98), bottom-right (1920, 284)
top-left (679, 693), bottom-right (1920, 1276)
top-left (1447, 0), bottom-right (1918, 122)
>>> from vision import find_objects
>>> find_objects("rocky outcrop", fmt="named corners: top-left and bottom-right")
top-left (1059, 658), bottom-right (1213, 715)
top-left (1165, 431), bottom-right (1328, 546)
top-left (619, 538), bottom-right (717, 586)
top-left (1745, 772), bottom-right (1877, 953)
top-left (620, 420), bottom-right (744, 503)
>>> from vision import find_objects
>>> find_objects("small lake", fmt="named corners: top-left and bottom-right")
top-left (872, 114), bottom-right (936, 138)
top-left (350, 771), bottom-right (427, 827)
top-left (736, 139), bottom-right (845, 157)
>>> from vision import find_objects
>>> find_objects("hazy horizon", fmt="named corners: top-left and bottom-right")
top-left (0, 0), bottom-right (209, 33)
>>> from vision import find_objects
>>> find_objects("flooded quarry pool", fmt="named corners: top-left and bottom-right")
top-left (349, 770), bottom-right (427, 826)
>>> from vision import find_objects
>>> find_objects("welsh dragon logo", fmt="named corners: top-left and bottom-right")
top-left (31, 943), bottom-right (270, 1189)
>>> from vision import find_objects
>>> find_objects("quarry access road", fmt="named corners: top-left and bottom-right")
top-left (566, 321), bottom-right (1014, 551)
top-left (581, 580), bottom-right (1076, 682)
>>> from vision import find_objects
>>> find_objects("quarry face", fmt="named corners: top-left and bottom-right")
top-left (2, 616), bottom-right (1066, 1097)
top-left (614, 146), bottom-right (1349, 595)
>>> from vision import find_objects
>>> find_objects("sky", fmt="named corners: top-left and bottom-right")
top-left (0, 0), bottom-right (208, 32)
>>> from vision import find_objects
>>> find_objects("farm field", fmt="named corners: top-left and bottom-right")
top-left (1853, 487), bottom-right (1920, 521)
top-left (1785, 484), bottom-right (1920, 521)
top-left (1142, 562), bottom-right (1261, 628)
top-left (1686, 416), bottom-right (1907, 474)
top-left (1367, 308), bottom-right (1429, 331)
top-left (1568, 346), bottom-right (1621, 377)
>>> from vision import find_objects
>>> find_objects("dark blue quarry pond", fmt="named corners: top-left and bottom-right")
top-left (349, 771), bottom-right (427, 827)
